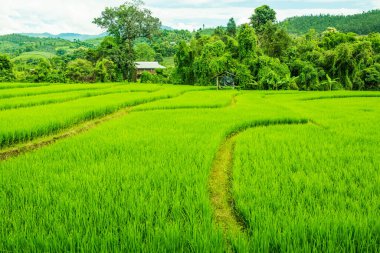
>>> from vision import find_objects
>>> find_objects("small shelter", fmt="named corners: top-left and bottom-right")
top-left (214, 71), bottom-right (236, 90)
top-left (135, 62), bottom-right (166, 77)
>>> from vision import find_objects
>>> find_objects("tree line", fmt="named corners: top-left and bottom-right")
top-left (173, 6), bottom-right (380, 90)
top-left (0, 1), bottom-right (379, 90)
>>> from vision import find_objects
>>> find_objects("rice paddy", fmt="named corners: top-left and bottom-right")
top-left (0, 83), bottom-right (379, 252)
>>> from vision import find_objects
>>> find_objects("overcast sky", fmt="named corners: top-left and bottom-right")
top-left (0, 0), bottom-right (379, 35)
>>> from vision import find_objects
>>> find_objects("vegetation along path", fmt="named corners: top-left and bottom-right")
top-left (209, 119), bottom-right (310, 239)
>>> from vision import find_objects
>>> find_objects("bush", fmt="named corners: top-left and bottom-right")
top-left (0, 54), bottom-right (15, 82)
top-left (66, 59), bottom-right (95, 83)
top-left (95, 58), bottom-right (119, 82)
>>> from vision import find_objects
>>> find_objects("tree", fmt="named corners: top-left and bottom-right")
top-left (250, 5), bottom-right (276, 32)
top-left (95, 58), bottom-right (118, 82)
top-left (66, 59), bottom-right (95, 83)
top-left (227, 18), bottom-right (237, 37)
top-left (237, 24), bottom-right (258, 61)
top-left (213, 26), bottom-right (226, 37)
top-left (93, 0), bottom-right (161, 80)
top-left (250, 56), bottom-right (291, 90)
top-left (27, 58), bottom-right (51, 83)
top-left (290, 59), bottom-right (321, 90)
top-left (47, 57), bottom-right (67, 83)
top-left (0, 54), bottom-right (14, 82)
top-left (259, 22), bottom-right (292, 58)
top-left (175, 41), bottom-right (195, 84)
top-left (134, 43), bottom-right (156, 61)
top-left (361, 63), bottom-right (380, 90)
top-left (193, 40), bottom-right (232, 85)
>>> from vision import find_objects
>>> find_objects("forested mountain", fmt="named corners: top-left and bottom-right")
top-left (281, 10), bottom-right (380, 35)
top-left (0, 34), bottom-right (93, 56)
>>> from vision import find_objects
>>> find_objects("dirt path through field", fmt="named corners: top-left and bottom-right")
top-left (209, 119), bottom-right (310, 244)
top-left (209, 134), bottom-right (245, 235)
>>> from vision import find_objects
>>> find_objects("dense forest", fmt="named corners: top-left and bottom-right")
top-left (281, 10), bottom-right (380, 35)
top-left (0, 2), bottom-right (379, 90)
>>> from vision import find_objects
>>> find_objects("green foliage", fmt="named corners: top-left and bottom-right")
top-left (193, 40), bottom-right (231, 85)
top-left (66, 59), bottom-right (95, 83)
top-left (93, 0), bottom-right (161, 80)
top-left (0, 34), bottom-right (86, 57)
top-left (320, 28), bottom-right (356, 49)
top-left (258, 22), bottom-right (291, 58)
top-left (250, 5), bottom-right (276, 32)
top-left (27, 58), bottom-right (52, 83)
top-left (93, 0), bottom-right (161, 44)
top-left (175, 41), bottom-right (195, 84)
top-left (290, 59), bottom-right (321, 90)
top-left (134, 43), bottom-right (156, 61)
top-left (237, 24), bottom-right (257, 61)
top-left (233, 63), bottom-right (253, 89)
top-left (361, 63), bottom-right (380, 90)
top-left (226, 18), bottom-right (237, 37)
top-left (95, 58), bottom-right (119, 82)
top-left (0, 54), bottom-right (14, 82)
top-left (140, 71), bottom-right (156, 83)
top-left (173, 15), bottom-right (379, 91)
top-left (252, 56), bottom-right (292, 90)
top-left (150, 29), bottom-right (192, 57)
top-left (281, 10), bottom-right (380, 35)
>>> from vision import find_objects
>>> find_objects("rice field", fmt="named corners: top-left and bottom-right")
top-left (0, 83), bottom-right (379, 252)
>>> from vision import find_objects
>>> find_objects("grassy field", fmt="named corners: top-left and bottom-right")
top-left (0, 83), bottom-right (379, 252)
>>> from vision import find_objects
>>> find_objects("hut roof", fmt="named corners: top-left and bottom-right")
top-left (135, 62), bottom-right (166, 70)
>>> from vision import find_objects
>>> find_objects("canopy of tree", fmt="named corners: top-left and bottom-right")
top-left (93, 0), bottom-right (161, 80)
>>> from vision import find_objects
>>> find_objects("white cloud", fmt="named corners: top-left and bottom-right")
top-left (371, 0), bottom-right (380, 9)
top-left (151, 7), bottom-right (364, 31)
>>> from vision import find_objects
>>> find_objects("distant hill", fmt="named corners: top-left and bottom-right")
top-left (0, 34), bottom-right (92, 57)
top-left (280, 9), bottom-right (380, 35)
top-left (19, 32), bottom-right (107, 41)
top-left (19, 27), bottom-right (173, 41)
top-left (161, 25), bottom-right (174, 31)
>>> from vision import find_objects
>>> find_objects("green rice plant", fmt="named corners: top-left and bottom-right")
top-left (133, 90), bottom-right (237, 111)
top-left (0, 84), bottom-right (162, 110)
top-left (0, 88), bottom-right (378, 252)
top-left (0, 85), bottom-right (205, 149)
top-left (0, 91), bottom-right (300, 251)
top-left (0, 83), bottom-right (113, 99)
top-left (232, 123), bottom-right (380, 252)
top-left (0, 82), bottom-right (52, 90)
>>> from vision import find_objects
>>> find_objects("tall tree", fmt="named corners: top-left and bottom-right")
top-left (227, 18), bottom-right (237, 37)
top-left (237, 24), bottom-right (258, 61)
top-left (259, 22), bottom-right (292, 58)
top-left (93, 0), bottom-right (161, 80)
top-left (175, 41), bottom-right (195, 84)
top-left (250, 5), bottom-right (276, 32)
